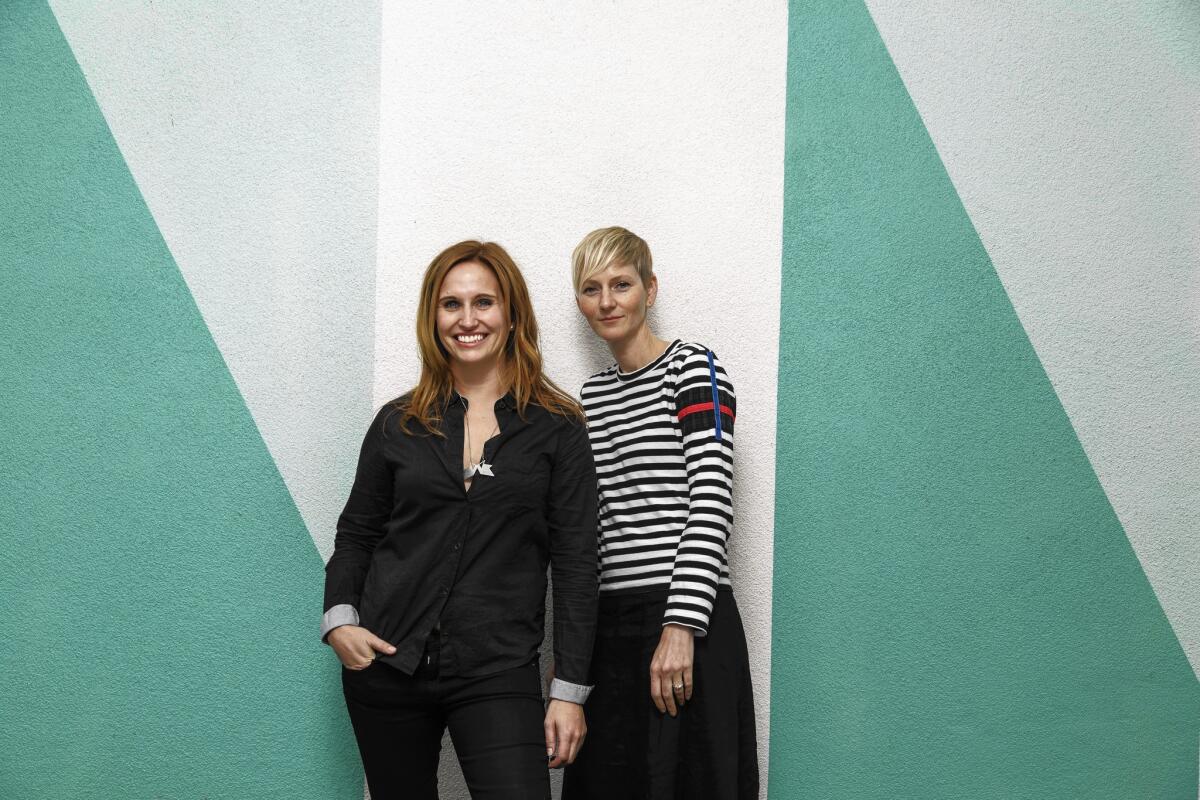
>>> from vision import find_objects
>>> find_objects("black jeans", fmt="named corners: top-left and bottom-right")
top-left (341, 638), bottom-right (550, 800)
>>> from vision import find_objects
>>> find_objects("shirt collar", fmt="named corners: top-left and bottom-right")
top-left (447, 388), bottom-right (517, 411)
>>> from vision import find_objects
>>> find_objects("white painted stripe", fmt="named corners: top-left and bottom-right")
top-left (375, 2), bottom-right (786, 791)
top-left (865, 0), bottom-right (1200, 676)
top-left (50, 0), bottom-right (382, 561)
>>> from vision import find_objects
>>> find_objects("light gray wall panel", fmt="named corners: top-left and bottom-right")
top-left (51, 0), bottom-right (381, 560)
top-left (866, 0), bottom-right (1200, 675)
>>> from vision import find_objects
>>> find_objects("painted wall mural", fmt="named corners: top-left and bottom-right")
top-left (1, 1), bottom-right (1196, 798)
top-left (770, 2), bottom-right (1199, 797)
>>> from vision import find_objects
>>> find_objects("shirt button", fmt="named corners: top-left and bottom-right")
top-left (453, 543), bottom-right (460, 551)
top-left (440, 587), bottom-right (449, 596)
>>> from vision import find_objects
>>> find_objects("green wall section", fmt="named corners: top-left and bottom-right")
top-left (769, 2), bottom-right (1199, 798)
top-left (0, 3), bottom-right (361, 796)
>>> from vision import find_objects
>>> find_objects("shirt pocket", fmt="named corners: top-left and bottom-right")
top-left (494, 454), bottom-right (550, 514)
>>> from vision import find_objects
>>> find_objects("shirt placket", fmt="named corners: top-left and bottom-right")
top-left (429, 396), bottom-right (503, 675)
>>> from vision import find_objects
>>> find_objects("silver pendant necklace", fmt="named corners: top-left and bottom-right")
top-left (462, 399), bottom-right (498, 480)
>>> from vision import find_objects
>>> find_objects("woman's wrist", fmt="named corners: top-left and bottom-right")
top-left (661, 622), bottom-right (696, 639)
top-left (546, 697), bottom-right (584, 708)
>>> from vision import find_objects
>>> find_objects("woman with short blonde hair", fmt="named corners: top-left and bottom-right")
top-left (563, 227), bottom-right (758, 799)
top-left (571, 225), bottom-right (654, 294)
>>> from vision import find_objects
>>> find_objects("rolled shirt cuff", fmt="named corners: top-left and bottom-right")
top-left (548, 678), bottom-right (593, 704)
top-left (320, 604), bottom-right (359, 643)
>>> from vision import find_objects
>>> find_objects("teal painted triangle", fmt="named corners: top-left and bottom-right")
top-left (769, 2), bottom-right (1200, 798)
top-left (0, 3), bottom-right (361, 796)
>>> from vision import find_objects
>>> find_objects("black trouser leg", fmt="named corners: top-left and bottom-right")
top-left (446, 660), bottom-right (550, 800)
top-left (342, 657), bottom-right (550, 800)
top-left (341, 662), bottom-right (444, 800)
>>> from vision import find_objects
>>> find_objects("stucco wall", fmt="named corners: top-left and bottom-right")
top-left (2, 1), bottom-right (1197, 798)
top-left (769, 1), bottom-right (1200, 797)
top-left (373, 5), bottom-right (786, 795)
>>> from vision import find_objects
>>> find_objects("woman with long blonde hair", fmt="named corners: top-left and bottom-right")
top-left (321, 241), bottom-right (598, 799)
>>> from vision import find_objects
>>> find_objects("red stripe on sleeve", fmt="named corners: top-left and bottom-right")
top-left (676, 402), bottom-right (735, 422)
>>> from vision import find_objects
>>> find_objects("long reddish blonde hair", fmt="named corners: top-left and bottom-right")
top-left (398, 240), bottom-right (583, 434)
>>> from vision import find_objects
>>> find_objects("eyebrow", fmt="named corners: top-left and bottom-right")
top-left (583, 272), bottom-right (635, 285)
top-left (438, 292), bottom-right (497, 301)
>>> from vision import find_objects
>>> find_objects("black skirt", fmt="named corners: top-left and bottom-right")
top-left (562, 587), bottom-right (759, 800)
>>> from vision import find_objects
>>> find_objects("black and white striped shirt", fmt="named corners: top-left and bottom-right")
top-left (580, 340), bottom-right (735, 634)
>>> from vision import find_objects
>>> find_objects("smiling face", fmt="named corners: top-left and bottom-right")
top-left (576, 261), bottom-right (658, 346)
top-left (436, 260), bottom-right (510, 370)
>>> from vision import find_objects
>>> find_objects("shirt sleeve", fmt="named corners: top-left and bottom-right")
top-left (319, 604), bottom-right (360, 643)
top-left (546, 415), bottom-right (599, 689)
top-left (665, 347), bottom-right (735, 635)
top-left (321, 406), bottom-right (394, 635)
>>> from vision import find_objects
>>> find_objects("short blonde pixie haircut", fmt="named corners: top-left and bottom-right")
top-left (571, 226), bottom-right (654, 293)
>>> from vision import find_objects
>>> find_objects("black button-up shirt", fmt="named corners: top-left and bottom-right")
top-left (323, 392), bottom-right (598, 686)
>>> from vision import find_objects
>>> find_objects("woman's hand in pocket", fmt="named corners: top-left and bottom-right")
top-left (328, 625), bottom-right (396, 670)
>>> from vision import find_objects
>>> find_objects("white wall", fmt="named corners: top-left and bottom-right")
top-left (50, 0), bottom-right (382, 562)
top-left (374, 3), bottom-right (787, 795)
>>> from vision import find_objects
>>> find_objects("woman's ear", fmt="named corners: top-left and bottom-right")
top-left (646, 274), bottom-right (659, 308)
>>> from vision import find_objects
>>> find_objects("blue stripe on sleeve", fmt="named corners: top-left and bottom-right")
top-left (707, 350), bottom-right (723, 442)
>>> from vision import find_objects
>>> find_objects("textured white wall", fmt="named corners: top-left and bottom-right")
top-left (865, 0), bottom-right (1200, 677)
top-left (49, 0), bottom-right (381, 561)
top-left (49, 2), bottom-right (787, 795)
top-left (373, 3), bottom-right (787, 796)
top-left (36, 0), bottom-right (1200, 794)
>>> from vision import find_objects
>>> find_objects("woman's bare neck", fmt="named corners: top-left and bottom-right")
top-left (451, 360), bottom-right (507, 407)
top-left (611, 327), bottom-right (671, 374)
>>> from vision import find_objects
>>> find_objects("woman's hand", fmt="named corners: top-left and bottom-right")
top-left (650, 623), bottom-right (694, 717)
top-left (327, 625), bottom-right (396, 670)
top-left (544, 699), bottom-right (586, 768)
